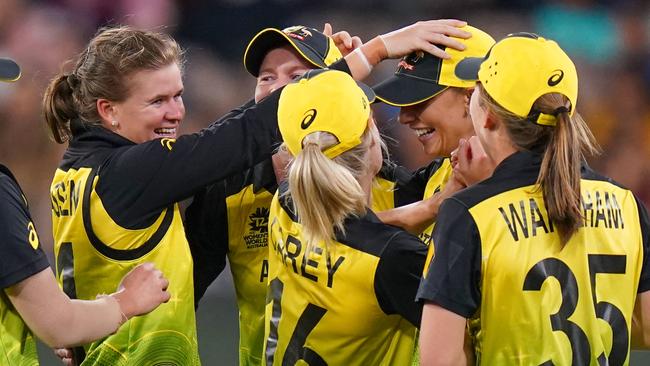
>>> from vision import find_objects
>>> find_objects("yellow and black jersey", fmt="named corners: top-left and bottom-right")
top-left (264, 182), bottom-right (427, 366)
top-left (186, 160), bottom-right (418, 366)
top-left (372, 158), bottom-right (452, 245)
top-left (371, 160), bottom-right (428, 213)
top-left (187, 155), bottom-right (277, 366)
top-left (418, 158), bottom-right (452, 245)
top-left (417, 151), bottom-right (650, 365)
top-left (0, 164), bottom-right (50, 365)
top-left (50, 92), bottom-right (282, 366)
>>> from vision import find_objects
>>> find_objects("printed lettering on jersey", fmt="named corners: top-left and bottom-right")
top-left (463, 179), bottom-right (643, 365)
top-left (244, 207), bottom-right (270, 249)
top-left (498, 189), bottom-right (625, 242)
top-left (270, 233), bottom-right (345, 289)
top-left (50, 177), bottom-right (81, 218)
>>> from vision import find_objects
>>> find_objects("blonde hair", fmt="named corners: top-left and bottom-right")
top-left (43, 25), bottom-right (184, 143)
top-left (477, 84), bottom-right (600, 244)
top-left (286, 120), bottom-right (381, 249)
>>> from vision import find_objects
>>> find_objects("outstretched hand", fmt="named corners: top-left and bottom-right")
top-left (323, 22), bottom-right (363, 56)
top-left (112, 262), bottom-right (170, 320)
top-left (380, 19), bottom-right (471, 59)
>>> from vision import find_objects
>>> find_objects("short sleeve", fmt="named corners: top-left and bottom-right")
top-left (374, 231), bottom-right (427, 327)
top-left (0, 174), bottom-right (50, 289)
top-left (416, 198), bottom-right (482, 318)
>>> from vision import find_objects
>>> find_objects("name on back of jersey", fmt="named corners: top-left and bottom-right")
top-left (271, 235), bottom-right (345, 288)
top-left (499, 189), bottom-right (625, 242)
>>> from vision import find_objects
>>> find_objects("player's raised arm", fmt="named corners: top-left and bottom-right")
top-left (345, 19), bottom-right (471, 81)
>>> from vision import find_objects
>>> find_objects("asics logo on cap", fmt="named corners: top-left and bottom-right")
top-left (301, 109), bottom-right (317, 129)
top-left (548, 69), bottom-right (564, 86)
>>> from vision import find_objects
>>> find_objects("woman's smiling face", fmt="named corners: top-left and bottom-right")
top-left (109, 63), bottom-right (185, 144)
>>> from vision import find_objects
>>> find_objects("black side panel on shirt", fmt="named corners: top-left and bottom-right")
top-left (637, 198), bottom-right (650, 293)
top-left (185, 181), bottom-right (229, 307)
top-left (0, 165), bottom-right (50, 289)
top-left (374, 231), bottom-right (427, 327)
top-left (416, 198), bottom-right (482, 318)
top-left (377, 161), bottom-right (427, 207)
top-left (186, 158), bottom-right (277, 306)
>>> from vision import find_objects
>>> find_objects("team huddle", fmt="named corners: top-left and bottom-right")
top-left (0, 17), bottom-right (648, 366)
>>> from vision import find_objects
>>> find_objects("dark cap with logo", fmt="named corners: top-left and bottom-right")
top-left (0, 58), bottom-right (20, 82)
top-left (373, 25), bottom-right (494, 107)
top-left (243, 26), bottom-right (342, 77)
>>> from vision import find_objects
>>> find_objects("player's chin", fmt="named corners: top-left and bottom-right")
top-left (423, 140), bottom-right (444, 158)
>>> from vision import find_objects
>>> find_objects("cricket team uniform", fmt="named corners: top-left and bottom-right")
top-left (187, 150), bottom-right (430, 365)
top-left (418, 151), bottom-right (650, 365)
top-left (50, 93), bottom-right (281, 365)
top-left (263, 182), bottom-right (427, 366)
top-left (186, 57), bottom-right (425, 365)
top-left (0, 165), bottom-right (50, 365)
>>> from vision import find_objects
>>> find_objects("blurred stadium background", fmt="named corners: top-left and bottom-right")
top-left (0, 0), bottom-right (647, 364)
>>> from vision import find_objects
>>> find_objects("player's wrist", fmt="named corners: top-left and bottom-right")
top-left (361, 37), bottom-right (388, 66)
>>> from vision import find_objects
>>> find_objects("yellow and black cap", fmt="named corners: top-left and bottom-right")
top-left (373, 25), bottom-right (494, 107)
top-left (455, 33), bottom-right (578, 126)
top-left (278, 69), bottom-right (375, 158)
top-left (244, 26), bottom-right (342, 77)
top-left (0, 58), bottom-right (20, 82)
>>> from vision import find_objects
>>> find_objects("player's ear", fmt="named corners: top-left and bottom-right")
top-left (97, 99), bottom-right (116, 128)
top-left (484, 110), bottom-right (498, 130)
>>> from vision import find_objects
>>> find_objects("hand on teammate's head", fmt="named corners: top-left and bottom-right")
top-left (379, 19), bottom-right (471, 60)
top-left (322, 23), bottom-right (363, 56)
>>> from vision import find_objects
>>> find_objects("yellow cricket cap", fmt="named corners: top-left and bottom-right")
top-left (278, 69), bottom-right (375, 158)
top-left (373, 25), bottom-right (495, 107)
top-left (456, 33), bottom-right (578, 124)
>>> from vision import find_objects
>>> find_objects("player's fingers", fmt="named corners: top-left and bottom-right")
top-left (457, 138), bottom-right (471, 167)
top-left (162, 289), bottom-right (171, 303)
top-left (160, 277), bottom-right (169, 291)
top-left (432, 19), bottom-right (469, 30)
top-left (351, 36), bottom-right (363, 49)
top-left (450, 147), bottom-right (459, 167)
top-left (334, 31), bottom-right (353, 49)
top-left (467, 136), bottom-right (485, 160)
top-left (322, 23), bottom-right (332, 36)
top-left (419, 21), bottom-right (471, 39)
top-left (425, 32), bottom-right (467, 51)
top-left (421, 42), bottom-right (451, 59)
top-left (54, 348), bottom-right (73, 358)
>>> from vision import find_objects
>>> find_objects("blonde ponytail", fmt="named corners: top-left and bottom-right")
top-left (286, 127), bottom-right (375, 249)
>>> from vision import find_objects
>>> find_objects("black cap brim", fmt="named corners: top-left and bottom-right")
top-left (244, 29), bottom-right (327, 77)
top-left (0, 58), bottom-right (20, 82)
top-left (372, 74), bottom-right (446, 107)
top-left (454, 56), bottom-right (484, 81)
